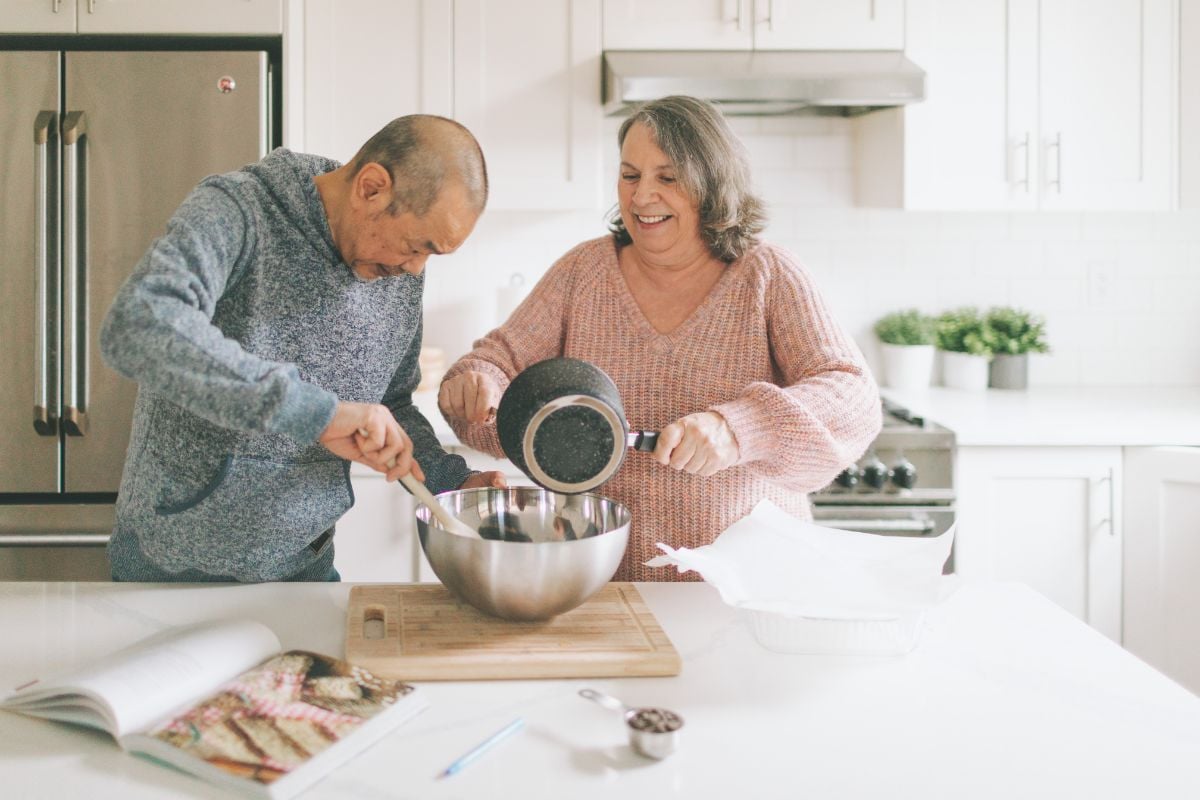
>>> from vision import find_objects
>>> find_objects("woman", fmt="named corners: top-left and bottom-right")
top-left (438, 96), bottom-right (880, 581)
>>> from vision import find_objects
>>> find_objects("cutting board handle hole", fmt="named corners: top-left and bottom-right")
top-left (363, 607), bottom-right (385, 640)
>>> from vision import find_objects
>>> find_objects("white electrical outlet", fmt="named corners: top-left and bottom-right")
top-left (1086, 261), bottom-right (1117, 307)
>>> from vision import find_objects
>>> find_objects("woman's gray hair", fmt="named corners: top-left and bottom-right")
top-left (608, 96), bottom-right (766, 262)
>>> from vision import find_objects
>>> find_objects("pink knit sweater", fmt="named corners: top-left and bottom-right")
top-left (442, 236), bottom-right (881, 581)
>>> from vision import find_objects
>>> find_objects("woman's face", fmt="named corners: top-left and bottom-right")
top-left (618, 122), bottom-right (702, 263)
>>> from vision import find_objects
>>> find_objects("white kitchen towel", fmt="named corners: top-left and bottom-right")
top-left (646, 499), bottom-right (954, 619)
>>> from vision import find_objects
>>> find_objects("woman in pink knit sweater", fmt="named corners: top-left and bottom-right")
top-left (439, 96), bottom-right (881, 581)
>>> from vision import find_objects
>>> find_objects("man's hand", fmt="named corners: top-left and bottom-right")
top-left (653, 411), bottom-right (740, 477)
top-left (459, 471), bottom-right (508, 490)
top-left (319, 401), bottom-right (424, 482)
top-left (439, 370), bottom-right (502, 423)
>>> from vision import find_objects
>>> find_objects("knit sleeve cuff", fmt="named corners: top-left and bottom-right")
top-left (269, 379), bottom-right (338, 443)
top-left (711, 389), bottom-right (776, 465)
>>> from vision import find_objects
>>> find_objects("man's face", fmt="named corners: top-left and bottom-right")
top-left (344, 179), bottom-right (477, 281)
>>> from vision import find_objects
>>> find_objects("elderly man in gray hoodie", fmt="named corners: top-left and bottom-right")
top-left (101, 115), bottom-right (503, 583)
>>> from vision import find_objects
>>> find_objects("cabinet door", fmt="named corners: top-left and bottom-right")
top-left (453, 0), bottom-right (602, 210)
top-left (955, 447), bottom-right (1122, 641)
top-left (1037, 0), bottom-right (1173, 210)
top-left (602, 0), bottom-right (752, 50)
top-left (337, 468), bottom-right (419, 582)
top-left (0, 0), bottom-right (76, 33)
top-left (302, 0), bottom-right (449, 163)
top-left (76, 0), bottom-right (281, 34)
top-left (1123, 447), bottom-right (1200, 695)
top-left (755, 0), bottom-right (904, 50)
top-left (899, 0), bottom-right (1038, 210)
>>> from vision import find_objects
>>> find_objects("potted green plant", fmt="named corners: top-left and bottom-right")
top-left (935, 307), bottom-right (993, 391)
top-left (984, 306), bottom-right (1049, 390)
top-left (873, 309), bottom-right (936, 391)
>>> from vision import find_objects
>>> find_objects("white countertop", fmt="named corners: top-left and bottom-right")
top-left (882, 386), bottom-right (1200, 447)
top-left (1, 580), bottom-right (1197, 799)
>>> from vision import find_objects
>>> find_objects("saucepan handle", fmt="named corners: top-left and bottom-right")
top-left (627, 431), bottom-right (659, 452)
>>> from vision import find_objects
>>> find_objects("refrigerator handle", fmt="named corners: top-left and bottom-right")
top-left (62, 111), bottom-right (89, 437)
top-left (33, 111), bottom-right (59, 436)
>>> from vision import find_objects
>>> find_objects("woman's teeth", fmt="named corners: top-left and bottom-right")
top-left (637, 214), bottom-right (669, 224)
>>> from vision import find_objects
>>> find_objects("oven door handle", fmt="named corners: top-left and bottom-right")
top-left (0, 533), bottom-right (111, 547)
top-left (818, 518), bottom-right (938, 535)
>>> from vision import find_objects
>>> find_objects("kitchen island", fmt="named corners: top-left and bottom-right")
top-left (0, 580), bottom-right (1197, 799)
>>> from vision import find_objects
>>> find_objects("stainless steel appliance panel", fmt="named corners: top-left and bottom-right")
top-left (0, 51), bottom-right (61, 493)
top-left (0, 504), bottom-right (115, 580)
top-left (62, 51), bottom-right (268, 491)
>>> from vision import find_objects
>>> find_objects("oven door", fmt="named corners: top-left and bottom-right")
top-left (810, 504), bottom-right (957, 572)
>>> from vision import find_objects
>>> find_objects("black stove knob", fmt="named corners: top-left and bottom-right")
top-left (891, 459), bottom-right (918, 490)
top-left (861, 458), bottom-right (889, 490)
top-left (835, 465), bottom-right (861, 489)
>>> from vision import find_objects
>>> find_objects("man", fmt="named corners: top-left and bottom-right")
top-left (101, 115), bottom-right (503, 583)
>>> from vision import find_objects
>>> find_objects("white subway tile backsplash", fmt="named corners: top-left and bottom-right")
top-left (427, 126), bottom-right (1196, 387)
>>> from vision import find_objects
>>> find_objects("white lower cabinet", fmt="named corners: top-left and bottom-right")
top-left (1123, 447), bottom-right (1200, 695)
top-left (336, 447), bottom-right (530, 583)
top-left (954, 446), bottom-right (1123, 641)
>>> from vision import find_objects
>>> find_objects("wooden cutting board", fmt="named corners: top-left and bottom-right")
top-left (344, 583), bottom-right (681, 681)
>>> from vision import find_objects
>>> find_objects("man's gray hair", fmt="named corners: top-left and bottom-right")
top-left (349, 115), bottom-right (488, 217)
top-left (608, 96), bottom-right (765, 263)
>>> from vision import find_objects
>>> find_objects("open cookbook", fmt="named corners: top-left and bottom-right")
top-left (0, 619), bottom-right (427, 799)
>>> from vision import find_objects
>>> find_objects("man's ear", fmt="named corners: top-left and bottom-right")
top-left (353, 162), bottom-right (393, 209)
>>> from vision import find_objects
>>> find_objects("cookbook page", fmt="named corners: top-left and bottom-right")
top-left (2, 619), bottom-right (280, 738)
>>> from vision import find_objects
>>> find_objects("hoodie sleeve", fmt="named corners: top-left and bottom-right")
top-left (382, 326), bottom-right (473, 494)
top-left (100, 184), bottom-right (337, 444)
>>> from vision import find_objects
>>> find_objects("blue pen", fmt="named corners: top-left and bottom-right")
top-left (438, 717), bottom-right (525, 778)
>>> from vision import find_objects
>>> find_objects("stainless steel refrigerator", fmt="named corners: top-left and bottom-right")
top-left (0, 46), bottom-right (273, 578)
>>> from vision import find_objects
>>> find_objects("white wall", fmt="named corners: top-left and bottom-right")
top-left (421, 115), bottom-right (1200, 387)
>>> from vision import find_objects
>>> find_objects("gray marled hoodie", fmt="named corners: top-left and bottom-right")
top-left (101, 148), bottom-right (471, 582)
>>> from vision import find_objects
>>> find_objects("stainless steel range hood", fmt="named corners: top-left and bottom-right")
top-left (603, 50), bottom-right (926, 117)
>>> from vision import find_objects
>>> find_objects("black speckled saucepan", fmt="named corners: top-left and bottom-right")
top-left (496, 357), bottom-right (658, 494)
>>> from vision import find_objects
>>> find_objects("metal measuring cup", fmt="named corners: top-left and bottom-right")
top-left (578, 688), bottom-right (683, 759)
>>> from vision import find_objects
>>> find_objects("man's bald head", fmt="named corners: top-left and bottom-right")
top-left (348, 115), bottom-right (488, 217)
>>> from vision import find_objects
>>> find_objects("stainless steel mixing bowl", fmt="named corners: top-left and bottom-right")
top-left (415, 487), bottom-right (631, 621)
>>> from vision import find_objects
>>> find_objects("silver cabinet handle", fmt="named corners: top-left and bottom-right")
top-left (33, 111), bottom-right (59, 436)
top-left (1047, 132), bottom-right (1063, 193)
top-left (1096, 468), bottom-right (1116, 536)
top-left (62, 111), bottom-right (89, 437)
top-left (1013, 131), bottom-right (1031, 191)
top-left (765, 0), bottom-right (775, 31)
top-left (52, 0), bottom-right (62, 13)
top-left (0, 532), bottom-right (110, 547)
top-left (88, 0), bottom-right (97, 13)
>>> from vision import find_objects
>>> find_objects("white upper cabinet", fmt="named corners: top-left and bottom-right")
top-left (894, 0), bottom-right (1174, 211)
top-left (603, 0), bottom-right (903, 50)
top-left (0, 0), bottom-right (282, 34)
top-left (603, 0), bottom-right (753, 50)
top-left (453, 0), bottom-right (603, 210)
top-left (298, 0), bottom-right (601, 210)
top-left (0, 0), bottom-right (78, 33)
top-left (301, 0), bottom-right (434, 163)
top-left (754, 0), bottom-right (904, 50)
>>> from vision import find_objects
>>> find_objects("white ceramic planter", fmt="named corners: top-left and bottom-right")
top-left (940, 351), bottom-right (990, 391)
top-left (878, 343), bottom-right (935, 391)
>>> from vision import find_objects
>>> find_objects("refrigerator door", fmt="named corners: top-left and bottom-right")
top-left (63, 51), bottom-right (269, 492)
top-left (0, 51), bottom-right (61, 493)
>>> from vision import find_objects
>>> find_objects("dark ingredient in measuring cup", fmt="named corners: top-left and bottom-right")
top-left (627, 708), bottom-right (683, 734)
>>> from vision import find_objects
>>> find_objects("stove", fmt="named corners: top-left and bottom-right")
top-left (810, 398), bottom-right (956, 553)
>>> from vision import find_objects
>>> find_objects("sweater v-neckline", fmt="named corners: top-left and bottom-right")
top-left (606, 238), bottom-right (736, 348)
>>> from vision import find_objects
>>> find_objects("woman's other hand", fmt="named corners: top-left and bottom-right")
top-left (459, 471), bottom-right (508, 490)
top-left (439, 370), bottom-right (502, 423)
top-left (654, 411), bottom-right (740, 477)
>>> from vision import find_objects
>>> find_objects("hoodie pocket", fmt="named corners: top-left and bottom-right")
top-left (151, 455), bottom-right (354, 576)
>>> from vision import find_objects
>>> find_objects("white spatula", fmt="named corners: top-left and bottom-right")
top-left (356, 428), bottom-right (479, 538)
